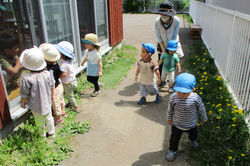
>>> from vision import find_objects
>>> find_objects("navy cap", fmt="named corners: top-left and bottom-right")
top-left (174, 73), bottom-right (196, 93)
top-left (142, 43), bottom-right (156, 55)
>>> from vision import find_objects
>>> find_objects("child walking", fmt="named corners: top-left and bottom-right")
top-left (40, 43), bottom-right (66, 124)
top-left (55, 41), bottom-right (78, 111)
top-left (135, 43), bottom-right (162, 104)
top-left (81, 33), bottom-right (102, 97)
top-left (166, 73), bottom-right (208, 161)
top-left (158, 40), bottom-right (181, 92)
top-left (20, 47), bottom-right (55, 138)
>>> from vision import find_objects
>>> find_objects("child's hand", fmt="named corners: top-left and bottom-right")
top-left (135, 76), bottom-right (138, 82)
top-left (168, 120), bottom-right (172, 125)
top-left (21, 102), bottom-right (26, 109)
top-left (98, 72), bottom-right (102, 77)
top-left (157, 79), bottom-right (161, 85)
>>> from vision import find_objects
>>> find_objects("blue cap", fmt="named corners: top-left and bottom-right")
top-left (142, 43), bottom-right (155, 55)
top-left (166, 40), bottom-right (178, 51)
top-left (174, 73), bottom-right (196, 93)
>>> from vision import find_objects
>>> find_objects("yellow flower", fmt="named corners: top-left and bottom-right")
top-left (193, 63), bottom-right (196, 65)
top-left (219, 87), bottom-right (223, 90)
top-left (229, 150), bottom-right (233, 152)
top-left (238, 109), bottom-right (243, 114)
top-left (233, 106), bottom-right (237, 109)
top-left (203, 72), bottom-right (207, 75)
top-left (220, 96), bottom-right (223, 99)
top-left (217, 116), bottom-right (221, 119)
top-left (218, 69), bottom-right (221, 71)
top-left (212, 104), bottom-right (215, 107)
top-left (200, 87), bottom-right (204, 90)
top-left (207, 102), bottom-right (210, 104)
top-left (203, 59), bottom-right (206, 61)
top-left (218, 108), bottom-right (223, 112)
top-left (228, 156), bottom-right (232, 160)
top-left (204, 79), bottom-right (207, 81)
top-left (227, 89), bottom-right (230, 91)
top-left (232, 118), bottom-right (236, 122)
top-left (195, 56), bottom-right (198, 58)
top-left (231, 111), bottom-right (234, 114)
top-left (206, 60), bottom-right (209, 63)
top-left (208, 111), bottom-right (212, 115)
top-left (232, 124), bottom-right (236, 127)
top-left (205, 83), bottom-right (208, 86)
top-left (216, 126), bottom-right (220, 129)
top-left (216, 76), bottom-right (222, 80)
top-left (202, 67), bottom-right (206, 69)
top-left (200, 79), bottom-right (204, 82)
top-left (199, 92), bottom-right (203, 95)
top-left (227, 104), bottom-right (231, 106)
top-left (241, 154), bottom-right (245, 157)
top-left (198, 58), bottom-right (200, 61)
top-left (233, 109), bottom-right (238, 113)
top-left (226, 99), bottom-right (229, 101)
top-left (197, 123), bottom-right (200, 126)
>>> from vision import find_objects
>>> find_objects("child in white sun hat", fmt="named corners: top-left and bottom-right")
top-left (81, 33), bottom-right (102, 97)
top-left (20, 46), bottom-right (55, 138)
top-left (55, 41), bottom-right (78, 112)
top-left (40, 43), bottom-right (66, 125)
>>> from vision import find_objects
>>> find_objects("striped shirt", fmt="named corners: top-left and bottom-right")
top-left (167, 92), bottom-right (208, 130)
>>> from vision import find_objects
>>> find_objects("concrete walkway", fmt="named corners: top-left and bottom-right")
top-left (60, 14), bottom-right (192, 166)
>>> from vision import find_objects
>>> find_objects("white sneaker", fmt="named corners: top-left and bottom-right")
top-left (91, 90), bottom-right (100, 97)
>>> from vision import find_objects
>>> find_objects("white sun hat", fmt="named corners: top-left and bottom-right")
top-left (54, 41), bottom-right (74, 59)
top-left (20, 46), bottom-right (47, 71)
top-left (39, 43), bottom-right (60, 62)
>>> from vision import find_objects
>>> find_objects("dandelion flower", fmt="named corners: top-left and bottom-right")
top-left (238, 109), bottom-right (243, 114)
top-left (227, 104), bottom-right (231, 106)
top-left (216, 126), bottom-right (220, 129)
top-left (216, 76), bottom-right (222, 80)
top-left (208, 111), bottom-right (212, 115)
top-left (232, 124), bottom-right (236, 127)
top-left (233, 106), bottom-right (237, 108)
top-left (206, 60), bottom-right (209, 63)
top-left (205, 83), bottom-right (208, 86)
top-left (228, 156), bottom-right (232, 160)
top-left (229, 150), bottom-right (233, 152)
top-left (197, 123), bottom-right (200, 126)
top-left (226, 99), bottom-right (229, 101)
top-left (200, 87), bottom-right (204, 90)
top-left (217, 116), bottom-right (221, 119)
top-left (199, 92), bottom-right (203, 95)
top-left (232, 118), bottom-right (236, 122)
top-left (203, 72), bottom-right (207, 75)
top-left (241, 154), bottom-right (245, 157)
top-left (218, 108), bottom-right (223, 112)
top-left (202, 67), bottom-right (206, 69)
top-left (193, 63), bottom-right (196, 65)
top-left (219, 87), bottom-right (223, 90)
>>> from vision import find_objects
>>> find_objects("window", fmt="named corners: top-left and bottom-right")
top-left (95, 0), bottom-right (108, 42)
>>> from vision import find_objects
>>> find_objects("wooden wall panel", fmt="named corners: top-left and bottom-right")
top-left (0, 74), bottom-right (11, 129)
top-left (108, 0), bottom-right (123, 46)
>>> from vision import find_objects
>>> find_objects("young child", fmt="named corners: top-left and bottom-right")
top-left (0, 34), bottom-right (23, 92)
top-left (135, 43), bottom-right (162, 104)
top-left (20, 47), bottom-right (55, 138)
top-left (81, 33), bottom-right (102, 97)
top-left (40, 43), bottom-right (66, 125)
top-left (166, 73), bottom-right (208, 161)
top-left (55, 41), bottom-right (78, 111)
top-left (158, 40), bottom-right (181, 92)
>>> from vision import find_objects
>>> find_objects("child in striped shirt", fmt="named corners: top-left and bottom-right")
top-left (166, 73), bottom-right (207, 162)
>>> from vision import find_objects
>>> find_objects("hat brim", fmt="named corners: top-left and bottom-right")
top-left (153, 10), bottom-right (176, 16)
top-left (173, 86), bottom-right (192, 93)
top-left (54, 44), bottom-right (74, 59)
top-left (81, 39), bottom-right (100, 47)
top-left (167, 47), bottom-right (177, 51)
top-left (20, 52), bottom-right (47, 71)
top-left (44, 54), bottom-right (60, 62)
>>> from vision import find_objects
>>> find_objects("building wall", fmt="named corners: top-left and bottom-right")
top-left (206, 0), bottom-right (250, 15)
top-left (108, 0), bottom-right (123, 46)
top-left (0, 74), bottom-right (11, 129)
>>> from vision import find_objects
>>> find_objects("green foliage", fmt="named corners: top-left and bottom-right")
top-left (183, 40), bottom-right (250, 165)
top-left (169, 0), bottom-right (190, 12)
top-left (100, 44), bottom-right (137, 89)
top-left (123, 0), bottom-right (143, 13)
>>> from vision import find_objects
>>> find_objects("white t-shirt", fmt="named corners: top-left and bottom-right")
top-left (83, 49), bottom-right (102, 76)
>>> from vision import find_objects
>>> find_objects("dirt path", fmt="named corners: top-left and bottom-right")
top-left (60, 14), bottom-right (192, 166)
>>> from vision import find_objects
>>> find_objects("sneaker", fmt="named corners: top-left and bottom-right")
top-left (168, 88), bottom-right (174, 93)
top-left (62, 112), bottom-right (66, 118)
top-left (48, 133), bottom-right (56, 139)
top-left (55, 118), bottom-right (63, 125)
top-left (190, 140), bottom-right (199, 148)
top-left (166, 150), bottom-right (176, 162)
top-left (155, 95), bottom-right (162, 103)
top-left (91, 90), bottom-right (100, 97)
top-left (137, 97), bottom-right (146, 105)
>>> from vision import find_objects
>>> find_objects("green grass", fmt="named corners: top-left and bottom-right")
top-left (100, 45), bottom-right (137, 89)
top-left (183, 40), bottom-right (249, 166)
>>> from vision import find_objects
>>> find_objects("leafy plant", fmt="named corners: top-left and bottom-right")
top-left (183, 40), bottom-right (249, 165)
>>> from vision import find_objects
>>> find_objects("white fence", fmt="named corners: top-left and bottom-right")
top-left (189, 1), bottom-right (250, 112)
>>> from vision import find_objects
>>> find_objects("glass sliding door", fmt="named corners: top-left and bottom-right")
top-left (95, 0), bottom-right (108, 42)
top-left (76, 0), bottom-right (95, 51)
top-left (41, 0), bottom-right (73, 45)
